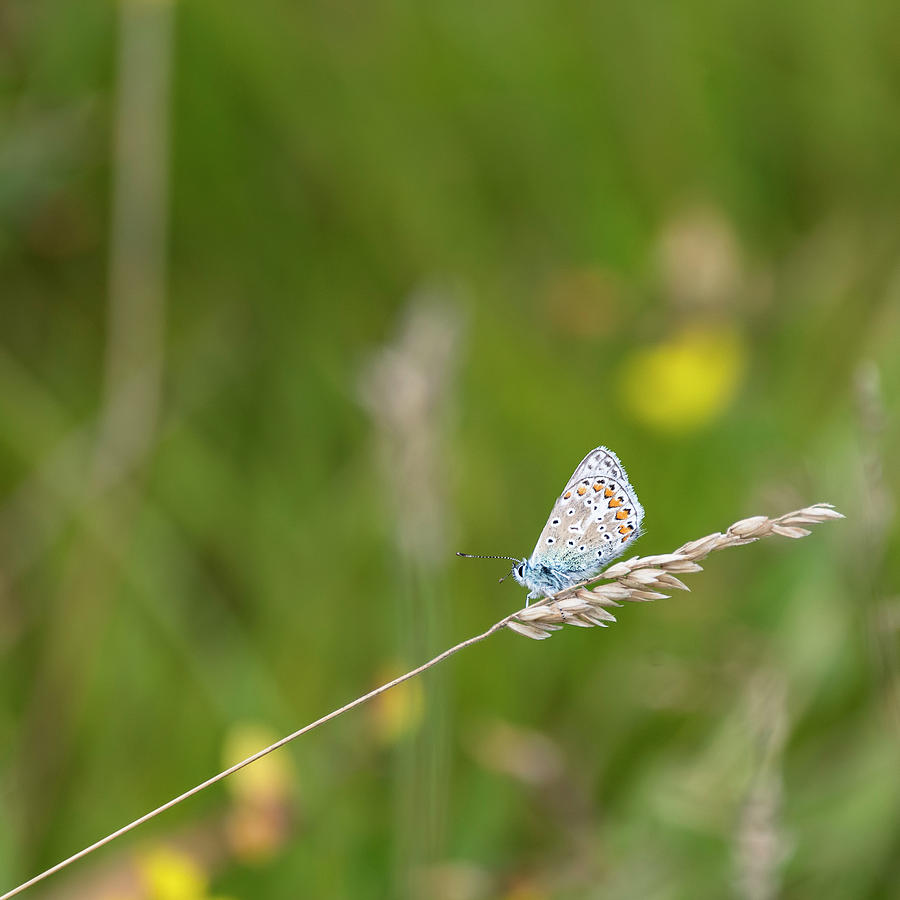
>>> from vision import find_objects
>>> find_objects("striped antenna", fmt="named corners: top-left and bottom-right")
top-left (456, 551), bottom-right (520, 584)
top-left (456, 552), bottom-right (520, 562)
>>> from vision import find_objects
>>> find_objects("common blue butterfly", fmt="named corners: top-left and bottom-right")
top-left (461, 447), bottom-right (644, 602)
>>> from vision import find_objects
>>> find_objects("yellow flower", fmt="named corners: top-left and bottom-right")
top-left (222, 722), bottom-right (295, 863)
top-left (620, 327), bottom-right (745, 432)
top-left (138, 846), bottom-right (208, 900)
top-left (222, 723), bottom-right (294, 806)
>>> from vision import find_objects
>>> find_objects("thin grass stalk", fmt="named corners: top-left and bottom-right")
top-left (0, 613), bottom-right (518, 900)
top-left (0, 502), bottom-right (842, 899)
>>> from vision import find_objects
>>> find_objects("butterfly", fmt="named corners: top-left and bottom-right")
top-left (460, 446), bottom-right (644, 601)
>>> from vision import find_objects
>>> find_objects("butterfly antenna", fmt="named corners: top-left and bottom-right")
top-left (456, 552), bottom-right (520, 584)
top-left (456, 552), bottom-right (520, 562)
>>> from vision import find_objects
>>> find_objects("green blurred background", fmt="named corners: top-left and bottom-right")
top-left (2, 0), bottom-right (899, 897)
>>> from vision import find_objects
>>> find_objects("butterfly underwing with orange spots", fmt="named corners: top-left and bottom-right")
top-left (511, 446), bottom-right (644, 600)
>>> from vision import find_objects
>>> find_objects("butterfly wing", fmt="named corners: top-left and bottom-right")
top-left (529, 446), bottom-right (644, 585)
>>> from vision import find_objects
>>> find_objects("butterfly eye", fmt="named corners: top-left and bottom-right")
top-left (516, 563), bottom-right (525, 577)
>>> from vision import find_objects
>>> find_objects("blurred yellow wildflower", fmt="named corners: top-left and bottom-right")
top-left (139, 846), bottom-right (206, 900)
top-left (222, 723), bottom-right (294, 806)
top-left (222, 722), bottom-right (294, 863)
top-left (137, 846), bottom-right (233, 900)
top-left (370, 662), bottom-right (425, 744)
top-left (619, 327), bottom-right (745, 432)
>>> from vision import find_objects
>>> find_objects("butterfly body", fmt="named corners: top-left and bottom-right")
top-left (511, 446), bottom-right (644, 600)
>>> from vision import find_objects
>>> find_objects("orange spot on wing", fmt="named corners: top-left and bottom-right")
top-left (618, 525), bottom-right (629, 534)
top-left (577, 486), bottom-right (587, 495)
top-left (592, 483), bottom-right (602, 492)
top-left (615, 509), bottom-right (629, 520)
top-left (604, 487), bottom-right (614, 498)
top-left (608, 498), bottom-right (623, 508)
top-left (563, 491), bottom-right (572, 499)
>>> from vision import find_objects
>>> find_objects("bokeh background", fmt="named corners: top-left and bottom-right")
top-left (2, 1), bottom-right (899, 898)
